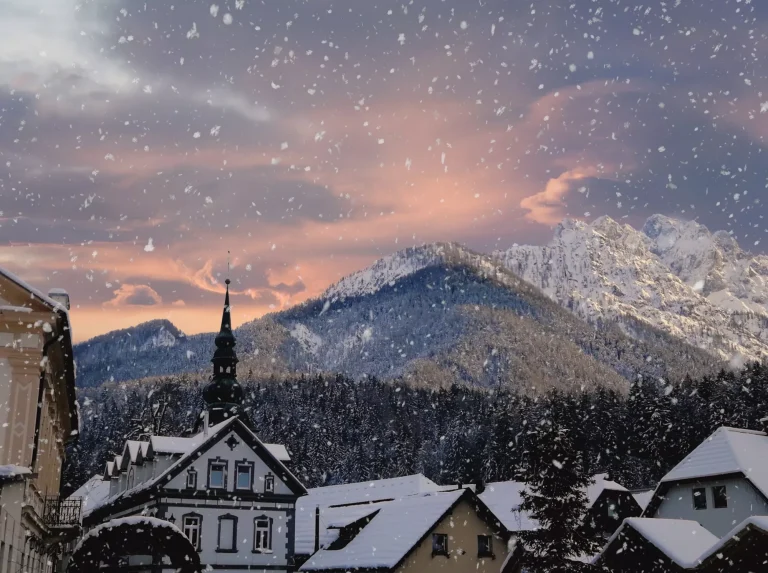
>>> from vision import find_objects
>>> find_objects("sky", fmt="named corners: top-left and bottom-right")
top-left (1, 0), bottom-right (767, 342)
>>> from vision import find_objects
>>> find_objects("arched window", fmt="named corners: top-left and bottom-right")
top-left (127, 467), bottom-right (135, 489)
top-left (182, 513), bottom-right (203, 551)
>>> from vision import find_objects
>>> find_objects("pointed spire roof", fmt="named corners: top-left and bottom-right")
top-left (215, 278), bottom-right (235, 348)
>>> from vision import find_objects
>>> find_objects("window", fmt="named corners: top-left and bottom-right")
top-left (127, 468), bottom-right (135, 489)
top-left (208, 460), bottom-right (227, 490)
top-left (432, 533), bottom-right (448, 557)
top-left (477, 535), bottom-right (493, 558)
top-left (235, 462), bottom-right (253, 491)
top-left (713, 485), bottom-right (728, 509)
top-left (264, 473), bottom-right (275, 493)
top-left (253, 516), bottom-right (273, 553)
top-left (182, 514), bottom-right (202, 551)
top-left (607, 503), bottom-right (619, 519)
top-left (217, 515), bottom-right (238, 552)
top-left (186, 469), bottom-right (197, 489)
top-left (693, 487), bottom-right (707, 510)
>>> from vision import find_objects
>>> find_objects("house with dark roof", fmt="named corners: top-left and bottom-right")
top-left (67, 281), bottom-right (307, 573)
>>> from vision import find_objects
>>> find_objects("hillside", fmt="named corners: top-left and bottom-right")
top-left (74, 243), bottom-right (720, 391)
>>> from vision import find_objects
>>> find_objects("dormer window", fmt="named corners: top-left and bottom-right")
top-left (127, 468), bottom-right (135, 489)
top-left (186, 468), bottom-right (198, 489)
top-left (208, 460), bottom-right (228, 490)
top-left (264, 474), bottom-right (275, 493)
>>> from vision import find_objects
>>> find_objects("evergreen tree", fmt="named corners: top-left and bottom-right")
top-left (517, 416), bottom-right (600, 572)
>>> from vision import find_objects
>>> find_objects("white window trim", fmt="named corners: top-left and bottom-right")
top-left (182, 514), bottom-right (202, 551)
top-left (264, 473), bottom-right (275, 493)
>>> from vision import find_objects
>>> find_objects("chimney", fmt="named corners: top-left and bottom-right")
top-left (203, 410), bottom-right (210, 436)
top-left (48, 288), bottom-right (70, 310)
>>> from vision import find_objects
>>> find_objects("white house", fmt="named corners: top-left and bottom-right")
top-left (71, 280), bottom-right (307, 572)
top-left (643, 426), bottom-right (768, 536)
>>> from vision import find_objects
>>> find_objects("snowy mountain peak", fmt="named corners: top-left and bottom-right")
top-left (324, 242), bottom-right (472, 300)
top-left (496, 214), bottom-right (768, 364)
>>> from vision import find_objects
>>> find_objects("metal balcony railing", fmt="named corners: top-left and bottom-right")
top-left (42, 496), bottom-right (82, 527)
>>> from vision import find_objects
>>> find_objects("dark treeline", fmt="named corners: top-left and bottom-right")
top-left (63, 363), bottom-right (768, 496)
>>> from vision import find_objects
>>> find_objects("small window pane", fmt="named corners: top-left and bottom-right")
top-left (693, 487), bottom-right (707, 510)
top-left (713, 486), bottom-right (727, 509)
top-left (432, 533), bottom-right (448, 555)
top-left (187, 470), bottom-right (197, 489)
top-left (236, 465), bottom-right (252, 490)
top-left (478, 535), bottom-right (492, 557)
top-left (265, 474), bottom-right (275, 493)
top-left (210, 463), bottom-right (226, 489)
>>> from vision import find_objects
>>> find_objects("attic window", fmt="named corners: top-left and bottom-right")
top-left (693, 487), bottom-right (707, 510)
top-left (264, 473), bottom-right (275, 493)
top-left (713, 485), bottom-right (728, 509)
top-left (477, 535), bottom-right (494, 558)
top-left (236, 462), bottom-right (253, 491)
top-left (208, 460), bottom-right (227, 490)
top-left (432, 533), bottom-right (448, 557)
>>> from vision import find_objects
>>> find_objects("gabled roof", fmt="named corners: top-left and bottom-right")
top-left (295, 473), bottom-right (443, 555)
top-left (148, 430), bottom-right (290, 461)
top-left (596, 518), bottom-right (718, 568)
top-left (68, 474), bottom-right (111, 513)
top-left (658, 427), bottom-right (768, 500)
top-left (479, 474), bottom-right (629, 532)
top-left (300, 490), bottom-right (470, 571)
top-left (85, 417), bottom-right (305, 521)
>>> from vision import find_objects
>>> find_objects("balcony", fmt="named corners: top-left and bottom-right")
top-left (43, 496), bottom-right (82, 528)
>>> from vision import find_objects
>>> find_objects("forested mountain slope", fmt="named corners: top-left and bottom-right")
top-left (74, 243), bottom-right (720, 390)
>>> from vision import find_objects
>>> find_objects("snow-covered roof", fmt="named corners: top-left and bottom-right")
top-left (0, 465), bottom-right (31, 481)
top-left (149, 430), bottom-right (290, 461)
top-left (299, 490), bottom-right (464, 571)
top-left (600, 518), bottom-right (718, 568)
top-left (68, 474), bottom-right (111, 512)
top-left (632, 489), bottom-right (655, 510)
top-left (0, 267), bottom-right (65, 311)
top-left (295, 474), bottom-right (443, 555)
top-left (694, 515), bottom-right (768, 565)
top-left (660, 427), bottom-right (768, 500)
top-left (479, 474), bottom-right (628, 532)
top-left (87, 417), bottom-right (300, 518)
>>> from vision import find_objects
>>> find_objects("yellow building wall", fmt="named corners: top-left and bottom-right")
top-left (395, 499), bottom-right (509, 573)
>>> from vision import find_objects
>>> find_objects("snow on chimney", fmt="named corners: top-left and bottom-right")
top-left (48, 288), bottom-right (70, 310)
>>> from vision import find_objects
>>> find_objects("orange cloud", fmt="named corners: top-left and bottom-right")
top-left (520, 166), bottom-right (601, 225)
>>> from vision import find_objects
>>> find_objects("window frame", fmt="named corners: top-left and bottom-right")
top-left (477, 534), bottom-right (494, 559)
top-left (432, 533), bottom-right (448, 557)
top-left (252, 515), bottom-right (273, 554)
top-left (186, 468), bottom-right (198, 490)
top-left (182, 513), bottom-right (203, 552)
top-left (216, 514), bottom-right (238, 553)
top-left (235, 460), bottom-right (254, 492)
top-left (207, 458), bottom-right (228, 490)
top-left (692, 487), bottom-right (707, 510)
top-left (712, 485), bottom-right (728, 509)
top-left (264, 473), bottom-right (275, 494)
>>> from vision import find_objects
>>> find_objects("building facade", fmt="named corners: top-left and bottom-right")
top-left (74, 280), bottom-right (307, 572)
top-left (0, 268), bottom-right (79, 573)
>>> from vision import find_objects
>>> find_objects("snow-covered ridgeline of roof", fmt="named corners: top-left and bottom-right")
top-left (295, 474), bottom-right (443, 555)
top-left (0, 465), bottom-right (31, 480)
top-left (631, 489), bottom-right (655, 511)
top-left (660, 427), bottom-right (768, 500)
top-left (68, 475), bottom-right (111, 512)
top-left (693, 515), bottom-right (768, 565)
top-left (149, 431), bottom-right (289, 461)
top-left (599, 518), bottom-right (719, 568)
top-left (0, 267), bottom-right (65, 312)
top-left (479, 474), bottom-right (628, 533)
top-left (299, 490), bottom-right (464, 571)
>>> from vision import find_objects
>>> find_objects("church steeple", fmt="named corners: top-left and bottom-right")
top-left (202, 278), bottom-right (244, 425)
